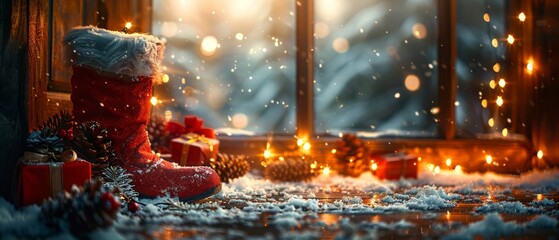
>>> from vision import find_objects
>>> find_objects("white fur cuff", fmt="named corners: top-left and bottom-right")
top-left (64, 26), bottom-right (164, 77)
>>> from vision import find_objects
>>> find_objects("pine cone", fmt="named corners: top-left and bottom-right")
top-left (335, 134), bottom-right (368, 177)
top-left (36, 110), bottom-right (74, 139)
top-left (265, 157), bottom-right (317, 182)
top-left (147, 115), bottom-right (171, 153)
top-left (209, 153), bottom-right (250, 183)
top-left (72, 121), bottom-right (118, 177)
top-left (40, 179), bottom-right (120, 235)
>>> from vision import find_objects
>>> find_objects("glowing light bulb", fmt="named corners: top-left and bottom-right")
top-left (434, 166), bottom-right (441, 174)
top-left (322, 166), bottom-right (331, 175)
top-left (518, 12), bottom-right (526, 22)
top-left (150, 96), bottom-right (157, 106)
top-left (493, 63), bottom-right (501, 73)
top-left (488, 118), bottom-right (495, 127)
top-left (489, 79), bottom-right (497, 89)
top-left (483, 13), bottom-right (490, 22)
top-left (371, 162), bottom-right (378, 171)
top-left (481, 99), bottom-right (488, 108)
top-left (491, 38), bottom-right (499, 48)
top-left (303, 142), bottom-right (311, 151)
top-left (428, 164), bottom-right (435, 172)
top-left (297, 138), bottom-right (304, 147)
top-left (498, 78), bottom-right (506, 88)
top-left (485, 155), bottom-right (493, 164)
top-left (507, 34), bottom-right (515, 44)
top-left (125, 22), bottom-right (132, 29)
top-left (455, 165), bottom-right (462, 172)
top-left (537, 150), bottom-right (544, 159)
top-left (264, 143), bottom-right (271, 159)
top-left (446, 158), bottom-right (452, 166)
top-left (331, 149), bottom-right (337, 154)
top-left (527, 58), bottom-right (535, 73)
top-left (161, 74), bottom-right (169, 83)
top-left (496, 96), bottom-right (504, 107)
top-left (502, 128), bottom-right (508, 137)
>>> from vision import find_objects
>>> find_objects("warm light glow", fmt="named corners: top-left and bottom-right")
top-left (434, 166), bottom-right (441, 174)
top-left (201, 35), bottom-right (219, 56)
top-left (302, 142), bottom-right (312, 152)
top-left (491, 38), bottom-right (499, 48)
top-left (231, 113), bottom-right (249, 129)
top-left (498, 78), bottom-right (506, 88)
top-left (404, 74), bottom-right (421, 91)
top-left (150, 96), bottom-right (158, 106)
top-left (332, 38), bottom-right (349, 53)
top-left (518, 12), bottom-right (526, 22)
top-left (483, 13), bottom-right (490, 22)
top-left (496, 96), bottom-right (504, 107)
top-left (445, 158), bottom-right (452, 167)
top-left (161, 74), bottom-right (170, 83)
top-left (371, 162), bottom-right (378, 171)
top-left (481, 99), bottom-right (488, 108)
top-left (235, 33), bottom-right (244, 40)
top-left (489, 80), bottom-right (497, 89)
top-left (537, 193), bottom-right (544, 201)
top-left (331, 149), bottom-right (337, 154)
top-left (428, 164), bottom-right (435, 172)
top-left (164, 110), bottom-right (173, 121)
top-left (264, 143), bottom-right (271, 159)
top-left (485, 155), bottom-right (493, 164)
top-left (493, 63), bottom-right (501, 73)
top-left (488, 118), bottom-right (495, 127)
top-left (502, 128), bottom-right (508, 137)
top-left (322, 166), bottom-right (331, 175)
top-left (412, 23), bottom-right (427, 39)
top-left (527, 58), bottom-right (535, 73)
top-left (297, 138), bottom-right (304, 147)
top-left (507, 34), bottom-right (515, 44)
top-left (537, 150), bottom-right (544, 159)
top-left (125, 22), bottom-right (132, 29)
top-left (454, 165), bottom-right (462, 172)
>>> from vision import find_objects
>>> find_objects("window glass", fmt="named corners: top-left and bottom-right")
top-left (152, 0), bottom-right (296, 135)
top-left (314, 0), bottom-right (439, 137)
top-left (455, 0), bottom-right (506, 138)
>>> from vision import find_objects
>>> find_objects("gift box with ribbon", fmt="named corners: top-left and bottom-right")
top-left (18, 150), bottom-right (91, 206)
top-left (372, 153), bottom-right (418, 180)
top-left (166, 115), bottom-right (216, 139)
top-left (170, 133), bottom-right (220, 166)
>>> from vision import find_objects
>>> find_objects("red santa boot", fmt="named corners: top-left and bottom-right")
top-left (64, 26), bottom-right (221, 202)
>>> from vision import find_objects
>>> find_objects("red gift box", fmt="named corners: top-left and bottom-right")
top-left (167, 115), bottom-right (216, 139)
top-left (372, 153), bottom-right (418, 180)
top-left (19, 160), bottom-right (91, 206)
top-left (170, 133), bottom-right (220, 166)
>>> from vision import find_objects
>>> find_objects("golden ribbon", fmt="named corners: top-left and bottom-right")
top-left (179, 133), bottom-right (215, 166)
top-left (49, 163), bottom-right (64, 196)
top-left (23, 150), bottom-right (76, 196)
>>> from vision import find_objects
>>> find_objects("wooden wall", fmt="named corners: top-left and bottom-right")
top-left (0, 0), bottom-right (28, 202)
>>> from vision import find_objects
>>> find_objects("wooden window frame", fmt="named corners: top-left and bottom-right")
top-left (34, 0), bottom-right (535, 173)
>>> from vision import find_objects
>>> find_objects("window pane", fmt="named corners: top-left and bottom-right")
top-left (455, 0), bottom-right (506, 138)
top-left (314, 0), bottom-right (438, 137)
top-left (152, 0), bottom-right (295, 135)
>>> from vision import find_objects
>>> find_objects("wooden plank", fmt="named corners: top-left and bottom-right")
top-left (27, 0), bottom-right (50, 130)
top-left (437, 0), bottom-right (457, 139)
top-left (49, 0), bottom-right (82, 92)
top-left (295, 0), bottom-right (315, 138)
top-left (0, 0), bottom-right (28, 201)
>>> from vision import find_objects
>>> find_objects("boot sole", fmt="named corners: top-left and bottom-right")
top-left (180, 184), bottom-right (222, 203)
top-left (138, 184), bottom-right (222, 203)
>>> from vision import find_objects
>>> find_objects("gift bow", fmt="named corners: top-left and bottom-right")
top-left (23, 149), bottom-right (77, 163)
top-left (166, 115), bottom-right (216, 138)
top-left (183, 133), bottom-right (215, 153)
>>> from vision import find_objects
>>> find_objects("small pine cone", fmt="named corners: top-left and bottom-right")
top-left (209, 153), bottom-right (250, 183)
top-left (40, 179), bottom-right (120, 235)
top-left (265, 157), bottom-right (317, 182)
top-left (147, 115), bottom-right (171, 153)
top-left (72, 121), bottom-right (118, 177)
top-left (335, 134), bottom-right (368, 177)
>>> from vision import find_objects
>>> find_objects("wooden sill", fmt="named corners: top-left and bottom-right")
top-left (217, 135), bottom-right (533, 174)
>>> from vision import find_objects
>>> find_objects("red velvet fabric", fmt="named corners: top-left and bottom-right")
top-left (71, 66), bottom-right (221, 201)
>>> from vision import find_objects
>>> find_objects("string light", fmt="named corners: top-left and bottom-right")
top-left (496, 96), bottom-right (504, 107)
top-left (527, 58), bottom-right (535, 73)
top-left (498, 78), bottom-right (506, 88)
top-left (485, 155), bottom-right (493, 164)
top-left (483, 13), bottom-right (490, 22)
top-left (263, 142), bottom-right (272, 159)
top-left (122, 22), bottom-right (132, 33)
top-left (150, 96), bottom-right (158, 106)
top-left (518, 12), bottom-right (526, 22)
top-left (537, 150), bottom-right (544, 159)
top-left (488, 118), bottom-right (495, 127)
top-left (445, 158), bottom-right (452, 167)
top-left (322, 166), bottom-right (331, 175)
top-left (507, 34), bottom-right (515, 44)
top-left (501, 128), bottom-right (508, 137)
